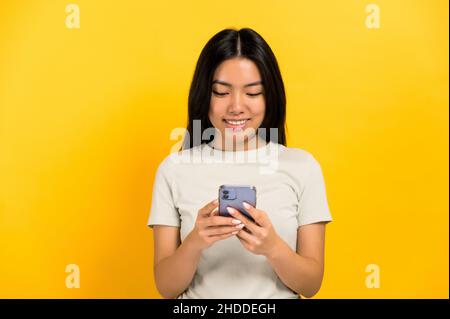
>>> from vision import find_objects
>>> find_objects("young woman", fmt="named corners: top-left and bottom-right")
top-left (147, 28), bottom-right (333, 299)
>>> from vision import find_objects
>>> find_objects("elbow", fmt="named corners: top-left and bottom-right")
top-left (159, 291), bottom-right (179, 299)
top-left (301, 287), bottom-right (320, 299)
top-left (299, 275), bottom-right (324, 298)
top-left (154, 268), bottom-right (180, 299)
top-left (155, 280), bottom-right (179, 299)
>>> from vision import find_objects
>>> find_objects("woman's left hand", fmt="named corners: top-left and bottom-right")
top-left (227, 202), bottom-right (282, 258)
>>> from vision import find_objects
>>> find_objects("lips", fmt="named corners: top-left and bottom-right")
top-left (223, 119), bottom-right (250, 131)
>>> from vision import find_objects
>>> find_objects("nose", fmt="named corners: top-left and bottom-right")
top-left (227, 91), bottom-right (245, 115)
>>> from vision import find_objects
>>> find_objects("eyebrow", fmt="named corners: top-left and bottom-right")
top-left (212, 80), bottom-right (263, 88)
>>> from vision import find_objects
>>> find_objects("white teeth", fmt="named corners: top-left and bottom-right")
top-left (225, 119), bottom-right (247, 125)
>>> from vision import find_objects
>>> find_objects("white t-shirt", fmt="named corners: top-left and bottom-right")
top-left (147, 141), bottom-right (333, 299)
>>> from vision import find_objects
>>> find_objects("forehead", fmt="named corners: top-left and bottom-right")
top-left (212, 58), bottom-right (262, 87)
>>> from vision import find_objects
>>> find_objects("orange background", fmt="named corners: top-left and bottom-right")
top-left (0, 0), bottom-right (448, 298)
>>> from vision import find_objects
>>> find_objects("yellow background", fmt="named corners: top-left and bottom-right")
top-left (0, 0), bottom-right (448, 298)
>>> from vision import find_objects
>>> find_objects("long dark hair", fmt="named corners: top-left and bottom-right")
top-left (181, 28), bottom-right (287, 151)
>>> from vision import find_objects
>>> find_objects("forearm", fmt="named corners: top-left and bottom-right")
top-left (266, 238), bottom-right (324, 298)
top-left (154, 233), bottom-right (202, 299)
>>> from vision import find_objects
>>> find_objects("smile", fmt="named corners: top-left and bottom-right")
top-left (223, 119), bottom-right (250, 129)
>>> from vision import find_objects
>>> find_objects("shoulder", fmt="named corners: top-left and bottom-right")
top-left (277, 145), bottom-right (328, 191)
top-left (155, 143), bottom-right (204, 173)
top-left (278, 144), bottom-right (322, 169)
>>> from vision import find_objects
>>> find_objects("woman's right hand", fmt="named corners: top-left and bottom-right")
top-left (188, 199), bottom-right (245, 251)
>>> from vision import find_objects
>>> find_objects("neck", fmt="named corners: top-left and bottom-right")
top-left (210, 136), bottom-right (268, 152)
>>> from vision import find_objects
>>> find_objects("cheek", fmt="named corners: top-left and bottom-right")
top-left (209, 101), bottom-right (226, 124)
top-left (250, 100), bottom-right (265, 120)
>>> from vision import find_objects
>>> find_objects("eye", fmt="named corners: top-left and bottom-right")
top-left (247, 92), bottom-right (263, 97)
top-left (212, 90), bottom-right (229, 96)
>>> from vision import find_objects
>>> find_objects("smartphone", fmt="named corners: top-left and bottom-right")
top-left (218, 185), bottom-right (257, 221)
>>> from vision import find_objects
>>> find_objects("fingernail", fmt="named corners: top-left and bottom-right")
top-left (227, 207), bottom-right (236, 215)
top-left (231, 231), bottom-right (239, 235)
top-left (235, 224), bottom-right (245, 229)
top-left (213, 199), bottom-right (218, 204)
top-left (243, 202), bottom-right (251, 209)
top-left (231, 219), bottom-right (241, 224)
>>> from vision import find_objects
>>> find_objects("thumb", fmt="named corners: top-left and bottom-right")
top-left (210, 206), bottom-right (219, 216)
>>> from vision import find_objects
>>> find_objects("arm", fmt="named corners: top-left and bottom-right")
top-left (153, 225), bottom-right (202, 299)
top-left (152, 199), bottom-right (242, 299)
top-left (266, 222), bottom-right (327, 298)
top-left (228, 205), bottom-right (328, 298)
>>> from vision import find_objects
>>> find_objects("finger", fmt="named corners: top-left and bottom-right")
top-left (210, 230), bottom-right (239, 241)
top-left (210, 206), bottom-right (219, 216)
top-left (236, 229), bottom-right (259, 246)
top-left (205, 224), bottom-right (245, 236)
top-left (226, 207), bottom-right (262, 235)
top-left (205, 215), bottom-right (243, 227)
top-left (198, 199), bottom-right (219, 217)
top-left (242, 202), bottom-right (267, 226)
top-left (236, 235), bottom-right (253, 251)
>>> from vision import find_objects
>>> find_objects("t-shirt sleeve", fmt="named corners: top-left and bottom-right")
top-left (297, 154), bottom-right (333, 227)
top-left (147, 156), bottom-right (180, 228)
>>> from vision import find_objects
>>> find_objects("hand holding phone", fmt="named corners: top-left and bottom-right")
top-left (218, 185), bottom-right (256, 222)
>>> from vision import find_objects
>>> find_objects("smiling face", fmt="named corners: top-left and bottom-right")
top-left (208, 57), bottom-right (266, 151)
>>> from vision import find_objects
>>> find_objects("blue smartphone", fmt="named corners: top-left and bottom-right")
top-left (218, 185), bottom-right (257, 221)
